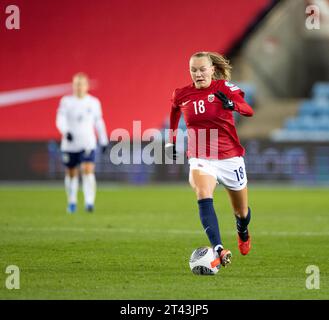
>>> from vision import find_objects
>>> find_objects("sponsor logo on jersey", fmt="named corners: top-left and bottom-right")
top-left (181, 100), bottom-right (190, 106)
top-left (225, 81), bottom-right (234, 87)
top-left (208, 94), bottom-right (215, 103)
top-left (229, 86), bottom-right (240, 92)
top-left (225, 81), bottom-right (240, 92)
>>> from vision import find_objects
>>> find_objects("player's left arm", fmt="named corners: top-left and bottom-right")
top-left (230, 92), bottom-right (254, 117)
top-left (215, 82), bottom-right (254, 117)
top-left (94, 99), bottom-right (109, 149)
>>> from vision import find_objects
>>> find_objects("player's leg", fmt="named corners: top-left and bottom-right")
top-left (62, 152), bottom-right (80, 213)
top-left (189, 169), bottom-right (220, 247)
top-left (81, 150), bottom-right (96, 212)
top-left (189, 164), bottom-right (232, 267)
top-left (219, 156), bottom-right (251, 255)
top-left (226, 186), bottom-right (251, 255)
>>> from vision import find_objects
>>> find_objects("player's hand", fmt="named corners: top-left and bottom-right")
top-left (66, 132), bottom-right (73, 142)
top-left (214, 91), bottom-right (235, 110)
top-left (165, 143), bottom-right (177, 160)
top-left (101, 144), bottom-right (108, 154)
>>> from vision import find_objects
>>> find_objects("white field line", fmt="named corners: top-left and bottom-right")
top-left (0, 226), bottom-right (329, 237)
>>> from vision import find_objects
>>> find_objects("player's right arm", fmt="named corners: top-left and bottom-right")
top-left (168, 89), bottom-right (182, 144)
top-left (56, 97), bottom-right (72, 140)
top-left (169, 105), bottom-right (181, 144)
top-left (165, 89), bottom-right (181, 160)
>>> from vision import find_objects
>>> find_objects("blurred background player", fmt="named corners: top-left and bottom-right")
top-left (166, 52), bottom-right (254, 267)
top-left (56, 73), bottom-right (109, 213)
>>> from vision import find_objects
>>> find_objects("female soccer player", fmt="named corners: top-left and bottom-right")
top-left (56, 73), bottom-right (109, 213)
top-left (166, 52), bottom-right (254, 267)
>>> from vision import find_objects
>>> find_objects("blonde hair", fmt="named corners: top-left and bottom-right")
top-left (190, 51), bottom-right (232, 81)
top-left (73, 72), bottom-right (89, 82)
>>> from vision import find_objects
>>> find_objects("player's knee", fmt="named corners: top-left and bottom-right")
top-left (66, 168), bottom-right (78, 178)
top-left (234, 206), bottom-right (249, 218)
top-left (82, 168), bottom-right (93, 175)
top-left (194, 186), bottom-right (213, 200)
top-left (82, 164), bottom-right (94, 175)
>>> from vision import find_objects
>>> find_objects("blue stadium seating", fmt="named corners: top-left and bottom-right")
top-left (272, 82), bottom-right (329, 141)
top-left (312, 82), bottom-right (329, 100)
top-left (238, 82), bottom-right (256, 107)
top-left (299, 99), bottom-right (329, 117)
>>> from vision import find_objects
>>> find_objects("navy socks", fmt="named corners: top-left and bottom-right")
top-left (197, 198), bottom-right (222, 250)
top-left (197, 199), bottom-right (251, 249)
top-left (236, 207), bottom-right (251, 242)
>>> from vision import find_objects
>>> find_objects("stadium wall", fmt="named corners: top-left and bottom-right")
top-left (1, 140), bottom-right (328, 185)
top-left (0, 0), bottom-right (271, 141)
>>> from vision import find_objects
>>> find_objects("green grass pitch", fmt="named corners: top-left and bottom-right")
top-left (0, 184), bottom-right (328, 299)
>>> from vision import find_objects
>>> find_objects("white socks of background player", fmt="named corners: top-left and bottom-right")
top-left (65, 175), bottom-right (79, 204)
top-left (82, 173), bottom-right (96, 206)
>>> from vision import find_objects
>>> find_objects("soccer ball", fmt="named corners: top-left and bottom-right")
top-left (189, 246), bottom-right (220, 275)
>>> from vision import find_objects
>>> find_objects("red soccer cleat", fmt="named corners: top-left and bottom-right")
top-left (218, 249), bottom-right (232, 267)
top-left (238, 235), bottom-right (251, 255)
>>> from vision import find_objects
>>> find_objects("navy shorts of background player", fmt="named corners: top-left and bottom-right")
top-left (62, 150), bottom-right (96, 168)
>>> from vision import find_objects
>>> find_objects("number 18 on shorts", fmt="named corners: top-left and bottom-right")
top-left (188, 156), bottom-right (248, 191)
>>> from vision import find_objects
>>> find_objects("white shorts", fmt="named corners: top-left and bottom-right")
top-left (189, 156), bottom-right (248, 191)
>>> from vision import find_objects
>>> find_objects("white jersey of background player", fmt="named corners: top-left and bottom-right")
top-left (56, 73), bottom-right (108, 214)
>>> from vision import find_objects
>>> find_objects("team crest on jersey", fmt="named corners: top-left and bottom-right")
top-left (208, 94), bottom-right (215, 103)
